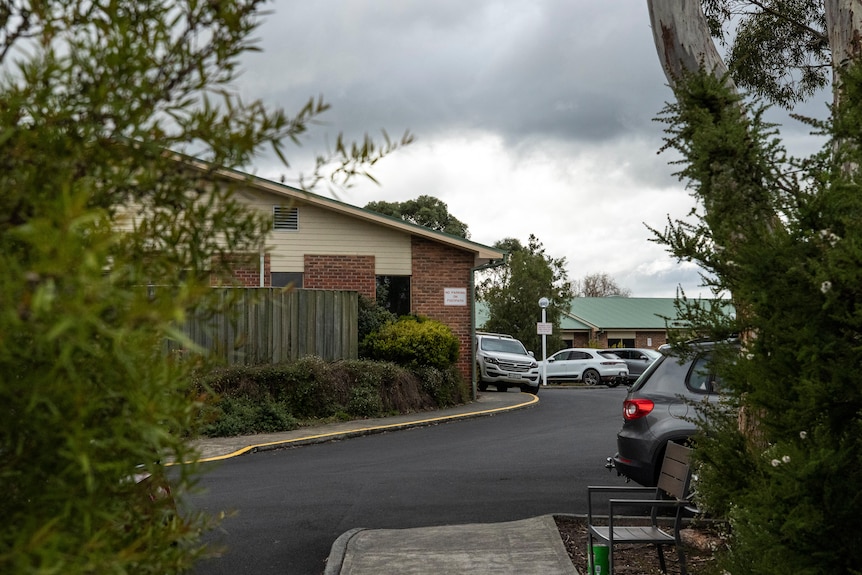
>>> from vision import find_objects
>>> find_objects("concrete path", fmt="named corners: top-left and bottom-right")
top-left (324, 515), bottom-right (578, 575)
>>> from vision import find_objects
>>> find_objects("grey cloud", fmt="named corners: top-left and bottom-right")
top-left (242, 1), bottom-right (671, 149)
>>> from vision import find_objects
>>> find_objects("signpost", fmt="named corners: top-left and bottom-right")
top-left (538, 297), bottom-right (550, 385)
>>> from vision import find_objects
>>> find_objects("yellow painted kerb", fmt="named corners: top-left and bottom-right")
top-left (179, 393), bottom-right (539, 464)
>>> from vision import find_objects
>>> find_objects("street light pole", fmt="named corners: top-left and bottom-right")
top-left (538, 297), bottom-right (550, 385)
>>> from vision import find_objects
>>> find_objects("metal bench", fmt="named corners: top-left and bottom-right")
top-left (586, 441), bottom-right (693, 575)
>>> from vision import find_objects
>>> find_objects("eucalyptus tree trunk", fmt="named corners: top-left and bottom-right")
top-left (825, 0), bottom-right (862, 106)
top-left (646, 0), bottom-right (732, 91)
top-left (825, 0), bottom-right (862, 66)
top-left (648, 0), bottom-right (862, 103)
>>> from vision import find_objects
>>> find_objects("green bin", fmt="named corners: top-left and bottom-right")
top-left (588, 542), bottom-right (609, 575)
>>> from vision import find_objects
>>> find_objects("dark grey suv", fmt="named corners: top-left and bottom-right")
top-left (610, 342), bottom-right (726, 486)
top-left (601, 348), bottom-right (661, 383)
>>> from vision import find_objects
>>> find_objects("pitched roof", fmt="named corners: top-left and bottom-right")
top-left (189, 160), bottom-right (507, 264)
top-left (477, 297), bottom-right (731, 331)
top-left (564, 297), bottom-right (706, 330)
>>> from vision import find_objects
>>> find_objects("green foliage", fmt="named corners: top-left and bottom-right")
top-left (413, 366), bottom-right (471, 407)
top-left (358, 294), bottom-right (397, 345)
top-left (201, 396), bottom-right (298, 437)
top-left (198, 357), bottom-right (332, 420)
top-left (361, 316), bottom-right (460, 370)
top-left (195, 358), bottom-right (466, 432)
top-left (347, 385), bottom-right (386, 418)
top-left (478, 235), bottom-right (573, 353)
top-left (654, 62), bottom-right (862, 572)
top-left (702, 0), bottom-right (829, 108)
top-left (0, 1), bottom-right (410, 572)
top-left (364, 195), bottom-right (470, 238)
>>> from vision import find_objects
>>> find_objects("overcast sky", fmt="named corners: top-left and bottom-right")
top-left (234, 0), bottom-right (830, 298)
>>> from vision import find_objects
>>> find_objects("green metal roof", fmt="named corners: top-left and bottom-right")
top-left (558, 314), bottom-right (592, 330)
top-left (476, 297), bottom-right (731, 331)
top-left (565, 297), bottom-right (683, 330)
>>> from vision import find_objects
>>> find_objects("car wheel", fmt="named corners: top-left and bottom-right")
top-left (606, 378), bottom-right (620, 388)
top-left (583, 369), bottom-right (600, 386)
top-left (520, 384), bottom-right (539, 395)
top-left (478, 382), bottom-right (488, 391)
top-left (496, 384), bottom-right (508, 392)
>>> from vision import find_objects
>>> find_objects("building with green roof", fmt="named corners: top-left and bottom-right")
top-left (560, 297), bottom-right (686, 349)
top-left (477, 297), bottom-right (729, 352)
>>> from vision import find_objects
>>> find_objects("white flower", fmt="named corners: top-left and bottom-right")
top-left (782, 455), bottom-right (791, 464)
top-left (821, 281), bottom-right (832, 294)
top-left (771, 459), bottom-right (781, 467)
top-left (746, 353), bottom-right (755, 360)
top-left (799, 431), bottom-right (808, 440)
top-left (819, 229), bottom-right (841, 246)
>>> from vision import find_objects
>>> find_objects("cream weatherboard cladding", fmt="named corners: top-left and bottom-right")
top-left (232, 188), bottom-right (413, 276)
top-left (267, 203), bottom-right (411, 276)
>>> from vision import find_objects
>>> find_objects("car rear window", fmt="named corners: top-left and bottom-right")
top-left (630, 353), bottom-right (710, 395)
top-left (687, 354), bottom-right (724, 392)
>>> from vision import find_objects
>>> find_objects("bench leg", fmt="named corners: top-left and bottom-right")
top-left (608, 542), bottom-right (614, 575)
top-left (677, 546), bottom-right (687, 575)
top-left (656, 544), bottom-right (667, 573)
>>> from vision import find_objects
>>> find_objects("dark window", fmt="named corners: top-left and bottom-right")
top-left (271, 272), bottom-right (303, 288)
top-left (687, 354), bottom-right (722, 392)
top-left (376, 275), bottom-right (410, 316)
top-left (607, 338), bottom-right (636, 348)
top-left (273, 206), bottom-right (299, 231)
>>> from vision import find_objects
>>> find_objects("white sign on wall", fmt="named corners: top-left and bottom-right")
top-left (444, 288), bottom-right (467, 306)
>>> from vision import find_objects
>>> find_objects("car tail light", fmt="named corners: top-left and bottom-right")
top-left (623, 398), bottom-right (654, 420)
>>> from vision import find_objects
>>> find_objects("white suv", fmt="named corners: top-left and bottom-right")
top-left (475, 332), bottom-right (540, 394)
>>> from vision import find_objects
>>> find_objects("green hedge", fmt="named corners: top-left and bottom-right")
top-left (194, 357), bottom-right (469, 437)
top-left (360, 315), bottom-right (459, 369)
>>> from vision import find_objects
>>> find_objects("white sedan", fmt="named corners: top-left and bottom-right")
top-left (539, 348), bottom-right (629, 387)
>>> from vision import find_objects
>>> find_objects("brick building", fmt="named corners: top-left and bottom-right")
top-left (556, 298), bottom-right (731, 351)
top-left (476, 297), bottom-right (733, 354)
top-left (208, 166), bottom-right (505, 382)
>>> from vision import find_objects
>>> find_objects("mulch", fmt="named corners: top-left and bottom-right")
top-left (554, 515), bottom-right (722, 574)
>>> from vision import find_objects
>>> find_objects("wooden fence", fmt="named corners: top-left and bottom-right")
top-left (169, 288), bottom-right (358, 364)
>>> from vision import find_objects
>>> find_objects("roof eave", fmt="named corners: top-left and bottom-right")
top-left (202, 164), bottom-right (505, 263)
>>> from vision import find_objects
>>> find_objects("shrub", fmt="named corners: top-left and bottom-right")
top-left (358, 294), bottom-right (396, 345)
top-left (202, 397), bottom-right (297, 437)
top-left (415, 365), bottom-right (471, 407)
top-left (346, 385), bottom-right (385, 418)
top-left (194, 358), bottom-right (468, 436)
top-left (361, 315), bottom-right (459, 369)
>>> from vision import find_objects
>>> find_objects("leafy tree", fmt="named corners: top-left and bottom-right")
top-left (478, 235), bottom-right (573, 354)
top-left (700, 0), bottom-right (829, 108)
top-left (365, 195), bottom-right (470, 238)
top-left (644, 4), bottom-right (862, 571)
top-left (647, 36), bottom-right (862, 575)
top-left (0, 1), bottom-right (407, 573)
top-left (574, 272), bottom-right (632, 297)
top-left (649, 0), bottom-right (862, 110)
